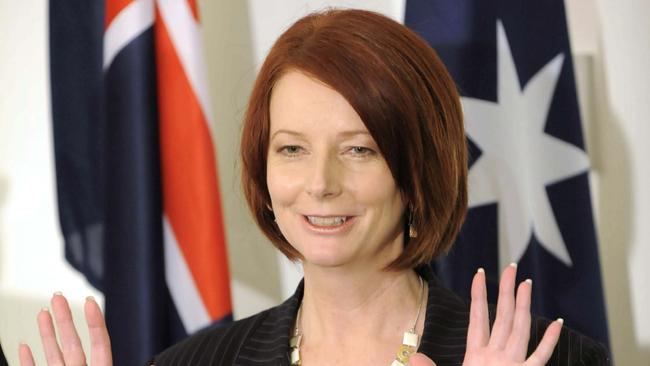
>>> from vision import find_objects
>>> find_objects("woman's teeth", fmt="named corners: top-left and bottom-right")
top-left (307, 216), bottom-right (347, 227)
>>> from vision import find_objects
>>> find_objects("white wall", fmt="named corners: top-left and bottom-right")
top-left (0, 0), bottom-right (648, 365)
top-left (583, 0), bottom-right (650, 363)
top-left (0, 0), bottom-right (103, 365)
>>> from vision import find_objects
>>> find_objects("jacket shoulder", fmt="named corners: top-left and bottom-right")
top-left (150, 310), bottom-right (272, 366)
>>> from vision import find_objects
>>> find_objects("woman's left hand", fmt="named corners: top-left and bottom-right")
top-left (461, 264), bottom-right (562, 365)
top-left (408, 264), bottom-right (562, 366)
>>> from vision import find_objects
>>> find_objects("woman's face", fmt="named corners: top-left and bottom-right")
top-left (267, 71), bottom-right (406, 270)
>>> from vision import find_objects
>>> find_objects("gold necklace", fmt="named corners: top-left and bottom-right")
top-left (289, 275), bottom-right (425, 366)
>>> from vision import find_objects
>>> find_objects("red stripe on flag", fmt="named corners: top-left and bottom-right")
top-left (105, 0), bottom-right (134, 30)
top-left (186, 0), bottom-right (200, 22)
top-left (154, 8), bottom-right (232, 320)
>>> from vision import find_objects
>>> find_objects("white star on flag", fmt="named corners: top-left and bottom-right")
top-left (462, 20), bottom-right (590, 268)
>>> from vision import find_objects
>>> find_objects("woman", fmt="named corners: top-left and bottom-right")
top-left (19, 9), bottom-right (609, 366)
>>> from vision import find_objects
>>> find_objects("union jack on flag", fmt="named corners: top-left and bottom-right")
top-left (50, 1), bottom-right (232, 364)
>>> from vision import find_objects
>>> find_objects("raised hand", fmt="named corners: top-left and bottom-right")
top-left (463, 264), bottom-right (562, 365)
top-left (408, 264), bottom-right (562, 366)
top-left (19, 293), bottom-right (113, 366)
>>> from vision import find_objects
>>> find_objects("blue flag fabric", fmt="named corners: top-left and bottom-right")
top-left (405, 0), bottom-right (610, 347)
top-left (49, 2), bottom-right (186, 365)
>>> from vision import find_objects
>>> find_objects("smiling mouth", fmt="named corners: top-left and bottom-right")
top-left (305, 215), bottom-right (348, 227)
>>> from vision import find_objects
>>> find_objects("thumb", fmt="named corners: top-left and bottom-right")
top-left (409, 353), bottom-right (436, 366)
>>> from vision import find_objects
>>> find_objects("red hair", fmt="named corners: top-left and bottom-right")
top-left (240, 9), bottom-right (467, 270)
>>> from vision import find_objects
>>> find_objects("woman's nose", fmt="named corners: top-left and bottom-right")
top-left (305, 154), bottom-right (342, 199)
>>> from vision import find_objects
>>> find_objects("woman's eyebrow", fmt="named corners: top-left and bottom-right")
top-left (270, 129), bottom-right (370, 140)
top-left (337, 130), bottom-right (370, 138)
top-left (270, 129), bottom-right (304, 140)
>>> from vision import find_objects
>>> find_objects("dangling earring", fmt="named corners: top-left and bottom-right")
top-left (408, 207), bottom-right (418, 238)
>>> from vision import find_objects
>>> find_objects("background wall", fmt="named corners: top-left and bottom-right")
top-left (0, 0), bottom-right (647, 365)
top-left (585, 0), bottom-right (650, 363)
top-left (0, 0), bottom-right (103, 364)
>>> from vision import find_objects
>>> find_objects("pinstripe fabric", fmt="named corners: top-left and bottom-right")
top-left (151, 265), bottom-right (610, 365)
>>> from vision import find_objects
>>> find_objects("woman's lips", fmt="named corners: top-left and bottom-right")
top-left (302, 215), bottom-right (356, 234)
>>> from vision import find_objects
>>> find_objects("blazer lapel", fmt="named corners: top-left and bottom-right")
top-left (235, 281), bottom-right (302, 365)
top-left (417, 265), bottom-right (470, 365)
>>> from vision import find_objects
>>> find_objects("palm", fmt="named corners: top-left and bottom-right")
top-left (409, 265), bottom-right (562, 366)
top-left (461, 265), bottom-right (562, 366)
top-left (19, 294), bottom-right (112, 366)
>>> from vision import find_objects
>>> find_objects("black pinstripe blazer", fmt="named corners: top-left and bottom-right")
top-left (0, 342), bottom-right (7, 366)
top-left (151, 265), bottom-right (610, 365)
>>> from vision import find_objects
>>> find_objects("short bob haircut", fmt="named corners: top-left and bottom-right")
top-left (241, 9), bottom-right (467, 270)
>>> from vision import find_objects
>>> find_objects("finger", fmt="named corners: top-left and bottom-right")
top-left (488, 263), bottom-right (517, 350)
top-left (409, 352), bottom-right (437, 366)
top-left (505, 279), bottom-right (532, 361)
top-left (525, 319), bottom-right (563, 365)
top-left (466, 268), bottom-right (489, 351)
top-left (37, 308), bottom-right (65, 366)
top-left (85, 296), bottom-right (113, 366)
top-left (51, 292), bottom-right (87, 365)
top-left (18, 343), bottom-right (36, 366)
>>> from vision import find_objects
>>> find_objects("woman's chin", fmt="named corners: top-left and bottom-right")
top-left (295, 238), bottom-right (397, 271)
top-left (299, 249), bottom-right (356, 269)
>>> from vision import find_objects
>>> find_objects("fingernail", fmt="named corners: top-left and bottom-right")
top-left (509, 262), bottom-right (518, 268)
top-left (40, 307), bottom-right (49, 312)
top-left (86, 296), bottom-right (95, 302)
top-left (557, 318), bottom-right (564, 325)
top-left (477, 267), bottom-right (485, 274)
top-left (53, 291), bottom-right (62, 297)
top-left (525, 279), bottom-right (533, 285)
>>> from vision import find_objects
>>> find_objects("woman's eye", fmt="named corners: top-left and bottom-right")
top-left (279, 145), bottom-right (303, 156)
top-left (348, 146), bottom-right (374, 156)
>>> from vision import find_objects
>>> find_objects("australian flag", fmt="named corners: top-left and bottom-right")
top-left (49, 1), bottom-right (232, 365)
top-left (405, 0), bottom-right (610, 348)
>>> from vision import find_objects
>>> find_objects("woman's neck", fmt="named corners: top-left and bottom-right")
top-left (299, 262), bottom-right (425, 349)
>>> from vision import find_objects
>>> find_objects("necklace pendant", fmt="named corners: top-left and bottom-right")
top-left (290, 347), bottom-right (301, 365)
top-left (290, 334), bottom-right (302, 348)
top-left (394, 330), bottom-right (418, 365)
top-left (402, 329), bottom-right (419, 348)
top-left (290, 334), bottom-right (302, 365)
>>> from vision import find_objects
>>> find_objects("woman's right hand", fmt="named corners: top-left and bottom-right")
top-left (19, 293), bottom-right (113, 366)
